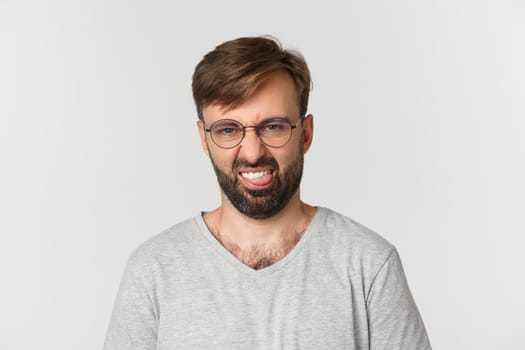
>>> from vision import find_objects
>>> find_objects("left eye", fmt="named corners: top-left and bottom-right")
top-left (265, 123), bottom-right (282, 131)
top-left (262, 121), bottom-right (288, 133)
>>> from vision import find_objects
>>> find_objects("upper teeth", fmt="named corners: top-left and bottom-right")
top-left (241, 170), bottom-right (271, 179)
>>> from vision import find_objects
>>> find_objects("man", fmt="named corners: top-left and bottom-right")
top-left (104, 36), bottom-right (431, 349)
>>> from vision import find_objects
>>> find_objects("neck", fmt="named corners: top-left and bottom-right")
top-left (203, 195), bottom-right (316, 269)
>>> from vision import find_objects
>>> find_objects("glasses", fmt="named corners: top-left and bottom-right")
top-left (204, 116), bottom-right (304, 149)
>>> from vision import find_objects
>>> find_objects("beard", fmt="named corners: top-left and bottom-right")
top-left (210, 152), bottom-right (304, 220)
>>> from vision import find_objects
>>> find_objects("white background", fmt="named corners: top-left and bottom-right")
top-left (1, 0), bottom-right (524, 349)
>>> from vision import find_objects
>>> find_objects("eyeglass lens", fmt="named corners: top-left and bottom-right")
top-left (209, 118), bottom-right (294, 148)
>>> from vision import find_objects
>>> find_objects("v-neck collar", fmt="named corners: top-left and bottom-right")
top-left (194, 207), bottom-right (323, 277)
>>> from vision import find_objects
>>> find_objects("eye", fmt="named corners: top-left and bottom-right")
top-left (261, 119), bottom-right (289, 133)
top-left (218, 127), bottom-right (236, 134)
top-left (212, 121), bottom-right (242, 137)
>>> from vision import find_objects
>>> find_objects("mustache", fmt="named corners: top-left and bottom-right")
top-left (233, 157), bottom-right (279, 170)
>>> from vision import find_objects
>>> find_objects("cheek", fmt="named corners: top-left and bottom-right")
top-left (209, 149), bottom-right (237, 171)
top-left (275, 147), bottom-right (301, 171)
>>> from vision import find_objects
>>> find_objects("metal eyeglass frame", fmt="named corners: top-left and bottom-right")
top-left (203, 115), bottom-right (305, 149)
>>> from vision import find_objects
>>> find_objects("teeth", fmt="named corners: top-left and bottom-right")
top-left (241, 170), bottom-right (271, 179)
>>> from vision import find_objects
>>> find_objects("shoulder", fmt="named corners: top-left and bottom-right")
top-left (125, 216), bottom-right (203, 274)
top-left (316, 207), bottom-right (394, 254)
top-left (313, 207), bottom-right (397, 278)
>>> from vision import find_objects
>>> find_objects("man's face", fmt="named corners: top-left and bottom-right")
top-left (198, 71), bottom-right (313, 219)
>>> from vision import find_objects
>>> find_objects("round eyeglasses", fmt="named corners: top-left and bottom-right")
top-left (204, 116), bottom-right (304, 149)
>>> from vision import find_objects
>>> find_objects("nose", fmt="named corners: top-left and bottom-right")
top-left (238, 127), bottom-right (267, 164)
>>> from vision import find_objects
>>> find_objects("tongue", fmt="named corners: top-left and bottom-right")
top-left (243, 173), bottom-right (273, 187)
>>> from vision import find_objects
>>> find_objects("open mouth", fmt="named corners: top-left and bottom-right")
top-left (238, 169), bottom-right (274, 189)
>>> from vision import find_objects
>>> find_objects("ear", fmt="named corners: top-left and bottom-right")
top-left (197, 120), bottom-right (210, 156)
top-left (302, 114), bottom-right (314, 154)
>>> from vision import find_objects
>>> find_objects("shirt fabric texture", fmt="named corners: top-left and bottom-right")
top-left (104, 207), bottom-right (431, 349)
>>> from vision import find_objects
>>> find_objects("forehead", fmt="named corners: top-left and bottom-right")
top-left (202, 71), bottom-right (300, 124)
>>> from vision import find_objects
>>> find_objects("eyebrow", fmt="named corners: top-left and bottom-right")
top-left (221, 116), bottom-right (292, 125)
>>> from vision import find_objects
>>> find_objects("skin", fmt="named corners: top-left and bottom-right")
top-left (197, 71), bottom-right (316, 269)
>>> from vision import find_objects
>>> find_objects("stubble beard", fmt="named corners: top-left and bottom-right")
top-left (210, 151), bottom-right (304, 220)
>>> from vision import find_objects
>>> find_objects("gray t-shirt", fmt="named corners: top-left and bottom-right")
top-left (104, 207), bottom-right (431, 349)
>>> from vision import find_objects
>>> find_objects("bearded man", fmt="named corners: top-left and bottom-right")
top-left (104, 36), bottom-right (432, 350)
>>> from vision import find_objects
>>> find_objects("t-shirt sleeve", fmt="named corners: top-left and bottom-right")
top-left (367, 249), bottom-right (432, 350)
top-left (103, 251), bottom-right (159, 350)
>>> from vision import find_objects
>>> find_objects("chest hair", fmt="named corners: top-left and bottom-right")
top-left (213, 231), bottom-right (304, 270)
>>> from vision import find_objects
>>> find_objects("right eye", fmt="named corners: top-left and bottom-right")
top-left (217, 127), bottom-right (236, 135)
